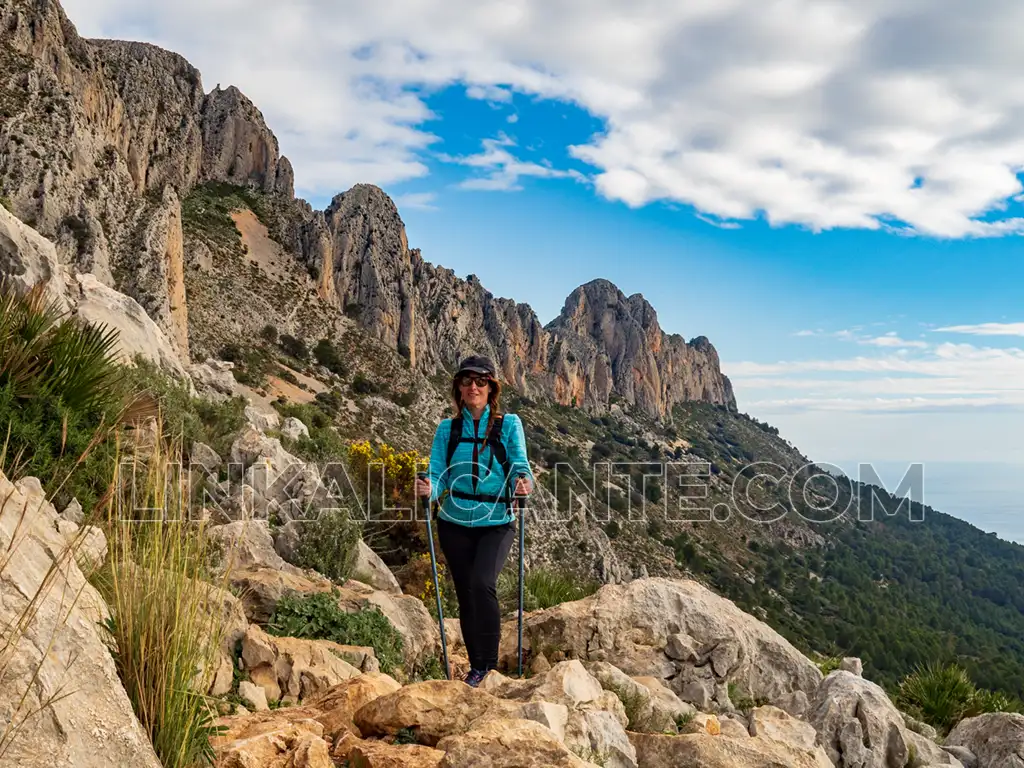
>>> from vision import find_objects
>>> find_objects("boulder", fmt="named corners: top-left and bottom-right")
top-left (282, 416), bottom-right (311, 442)
top-left (61, 497), bottom-right (84, 524)
top-left (212, 713), bottom-right (333, 768)
top-left (0, 205), bottom-right (70, 311)
top-left (274, 520), bottom-right (303, 563)
top-left (347, 739), bottom-right (444, 767)
top-left (484, 661), bottom-right (635, 768)
top-left (191, 441), bottom-right (223, 475)
top-left (190, 359), bottom-right (237, 398)
top-left (245, 404), bottom-right (281, 433)
top-left (773, 690), bottom-right (809, 719)
top-left (564, 708), bottom-right (637, 768)
top-left (354, 539), bottom-right (403, 594)
top-left (748, 705), bottom-right (816, 750)
top-left (208, 519), bottom-right (307, 574)
top-left (628, 731), bottom-right (834, 768)
top-left (338, 579), bottom-right (439, 669)
top-left (229, 566), bottom-right (333, 623)
top-left (353, 680), bottom-right (518, 746)
top-left (73, 272), bottom-right (189, 379)
top-left (499, 578), bottom-right (821, 707)
top-left (810, 671), bottom-right (963, 768)
top-left (436, 718), bottom-right (602, 767)
top-left (239, 680), bottom-right (269, 711)
top-left (840, 657), bottom-right (863, 677)
top-left (487, 661), bottom-right (625, 720)
top-left (241, 625), bottom-right (364, 704)
top-left (586, 661), bottom-right (688, 732)
top-left (946, 713), bottom-right (1024, 768)
top-left (942, 745), bottom-right (978, 768)
top-left (54, 518), bottom-right (107, 573)
top-left (225, 427), bottom-right (326, 522)
top-left (307, 672), bottom-right (402, 740)
top-left (0, 470), bottom-right (162, 768)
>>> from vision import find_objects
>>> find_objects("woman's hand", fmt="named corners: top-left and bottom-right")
top-left (514, 476), bottom-right (533, 496)
top-left (415, 476), bottom-right (431, 498)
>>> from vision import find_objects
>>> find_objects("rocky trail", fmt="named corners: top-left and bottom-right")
top-left (0, 400), bottom-right (1015, 768)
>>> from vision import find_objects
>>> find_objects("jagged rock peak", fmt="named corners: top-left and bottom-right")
top-left (201, 85), bottom-right (294, 197)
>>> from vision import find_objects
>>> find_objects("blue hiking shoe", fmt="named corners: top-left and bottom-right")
top-left (464, 668), bottom-right (487, 688)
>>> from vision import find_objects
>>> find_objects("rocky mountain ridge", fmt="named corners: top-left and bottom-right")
top-left (0, 0), bottom-right (734, 418)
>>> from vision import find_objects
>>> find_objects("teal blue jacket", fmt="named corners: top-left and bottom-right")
top-left (427, 404), bottom-right (534, 527)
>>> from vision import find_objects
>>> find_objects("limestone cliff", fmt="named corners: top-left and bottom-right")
top-left (0, 0), bottom-right (291, 363)
top-left (0, 0), bottom-right (735, 418)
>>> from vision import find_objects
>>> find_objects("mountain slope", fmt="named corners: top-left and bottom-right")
top-left (4, 0), bottom-right (1024, 706)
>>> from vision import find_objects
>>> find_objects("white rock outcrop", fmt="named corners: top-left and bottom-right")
top-left (0, 471), bottom-right (162, 768)
top-left (500, 577), bottom-right (822, 708)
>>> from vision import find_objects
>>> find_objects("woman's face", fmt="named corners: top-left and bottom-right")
top-left (458, 373), bottom-right (492, 409)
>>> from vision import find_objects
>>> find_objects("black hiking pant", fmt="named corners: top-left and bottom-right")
top-left (437, 517), bottom-right (516, 672)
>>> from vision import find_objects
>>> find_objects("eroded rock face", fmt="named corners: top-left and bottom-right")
top-left (72, 271), bottom-right (190, 378)
top-left (544, 279), bottom-right (735, 417)
top-left (0, 470), bottom-right (162, 768)
top-left (946, 713), bottom-right (1024, 768)
top-left (809, 671), bottom-right (962, 768)
top-left (200, 85), bottom-right (294, 197)
top-left (499, 578), bottom-right (821, 708)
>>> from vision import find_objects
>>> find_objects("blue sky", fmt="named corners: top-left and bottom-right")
top-left (65, 0), bottom-right (1024, 468)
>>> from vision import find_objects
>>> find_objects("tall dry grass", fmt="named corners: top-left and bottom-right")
top-left (95, 426), bottom-right (231, 768)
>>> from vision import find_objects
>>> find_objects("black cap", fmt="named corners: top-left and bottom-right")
top-left (456, 354), bottom-right (497, 378)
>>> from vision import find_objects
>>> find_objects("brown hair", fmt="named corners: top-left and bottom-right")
top-left (451, 373), bottom-right (503, 439)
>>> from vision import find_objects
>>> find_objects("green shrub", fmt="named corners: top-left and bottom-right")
top-left (260, 324), bottom-right (278, 344)
top-left (121, 358), bottom-right (246, 460)
top-left (352, 373), bottom-right (381, 395)
top-left (0, 195), bottom-right (12, 212)
top-left (0, 283), bottom-right (131, 511)
top-left (268, 591), bottom-right (404, 674)
top-left (278, 334), bottom-right (308, 361)
top-left (289, 507), bottom-right (362, 584)
top-left (499, 566), bottom-right (600, 614)
top-left (896, 662), bottom-right (980, 735)
top-left (313, 338), bottom-right (347, 376)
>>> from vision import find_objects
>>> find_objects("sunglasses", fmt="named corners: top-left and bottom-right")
top-left (457, 374), bottom-right (493, 389)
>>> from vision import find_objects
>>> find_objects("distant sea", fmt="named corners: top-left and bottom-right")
top-left (829, 461), bottom-right (1024, 545)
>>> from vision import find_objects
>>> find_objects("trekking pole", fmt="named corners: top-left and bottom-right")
top-left (418, 471), bottom-right (450, 680)
top-left (515, 473), bottom-right (528, 678)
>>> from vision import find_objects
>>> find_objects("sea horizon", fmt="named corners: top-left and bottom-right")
top-left (826, 459), bottom-right (1024, 546)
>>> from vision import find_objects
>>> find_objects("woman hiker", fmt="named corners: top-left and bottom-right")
top-left (414, 354), bottom-right (534, 687)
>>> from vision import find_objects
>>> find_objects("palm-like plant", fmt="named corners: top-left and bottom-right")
top-left (0, 281), bottom-right (121, 412)
top-left (896, 662), bottom-right (978, 735)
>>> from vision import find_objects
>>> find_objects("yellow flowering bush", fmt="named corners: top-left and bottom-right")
top-left (414, 552), bottom-right (459, 620)
top-left (347, 440), bottom-right (425, 514)
top-left (347, 439), bottom-right (434, 571)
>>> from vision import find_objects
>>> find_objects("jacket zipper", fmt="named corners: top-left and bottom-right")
top-left (471, 417), bottom-right (480, 492)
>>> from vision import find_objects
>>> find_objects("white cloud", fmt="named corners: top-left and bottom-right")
top-left (392, 192), bottom-right (438, 210)
top-left (465, 84), bottom-right (513, 103)
top-left (935, 322), bottom-right (1024, 336)
top-left (725, 341), bottom-right (1024, 413)
top-left (59, 0), bottom-right (1024, 236)
top-left (446, 134), bottom-right (585, 191)
top-left (859, 333), bottom-right (929, 349)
